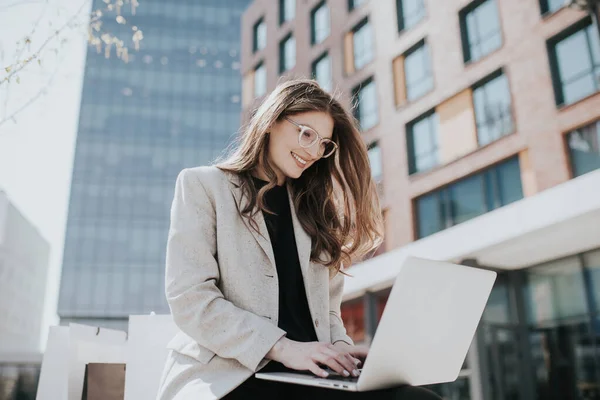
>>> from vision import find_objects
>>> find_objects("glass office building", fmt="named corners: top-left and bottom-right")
top-left (57, 0), bottom-right (250, 330)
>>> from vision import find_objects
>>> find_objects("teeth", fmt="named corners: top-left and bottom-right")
top-left (292, 152), bottom-right (307, 165)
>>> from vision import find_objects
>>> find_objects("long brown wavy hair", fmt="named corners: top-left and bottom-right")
top-left (216, 79), bottom-right (383, 272)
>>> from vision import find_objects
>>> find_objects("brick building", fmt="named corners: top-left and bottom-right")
top-left (241, 0), bottom-right (600, 398)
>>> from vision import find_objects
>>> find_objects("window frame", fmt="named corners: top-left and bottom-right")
top-left (367, 141), bottom-right (383, 182)
top-left (414, 155), bottom-right (523, 238)
top-left (254, 62), bottom-right (267, 98)
top-left (396, 0), bottom-right (426, 33)
top-left (253, 17), bottom-right (266, 53)
top-left (352, 17), bottom-right (373, 71)
top-left (406, 110), bottom-right (439, 175)
top-left (565, 119), bottom-right (600, 178)
top-left (459, 0), bottom-right (503, 64)
top-left (279, 0), bottom-right (295, 25)
top-left (547, 17), bottom-right (600, 107)
top-left (312, 51), bottom-right (332, 92)
top-left (539, 0), bottom-right (565, 15)
top-left (471, 69), bottom-right (514, 146)
top-left (403, 39), bottom-right (434, 102)
top-left (311, 1), bottom-right (330, 46)
top-left (352, 77), bottom-right (379, 131)
top-left (279, 33), bottom-right (296, 73)
top-left (348, 0), bottom-right (366, 11)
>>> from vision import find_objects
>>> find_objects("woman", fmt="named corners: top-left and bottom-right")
top-left (157, 79), bottom-right (442, 400)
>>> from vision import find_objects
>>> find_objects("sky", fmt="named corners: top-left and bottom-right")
top-left (0, 0), bottom-right (92, 350)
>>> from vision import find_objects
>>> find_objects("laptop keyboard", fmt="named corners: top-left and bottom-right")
top-left (322, 369), bottom-right (361, 382)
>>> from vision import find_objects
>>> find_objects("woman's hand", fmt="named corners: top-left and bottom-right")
top-left (266, 337), bottom-right (362, 378)
top-left (333, 341), bottom-right (369, 366)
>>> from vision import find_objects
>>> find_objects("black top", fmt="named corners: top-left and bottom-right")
top-left (252, 176), bottom-right (318, 347)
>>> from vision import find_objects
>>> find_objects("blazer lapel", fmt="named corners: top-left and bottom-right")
top-left (225, 173), bottom-right (276, 269)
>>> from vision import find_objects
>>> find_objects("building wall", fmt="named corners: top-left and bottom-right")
top-left (240, 0), bottom-right (600, 250)
top-left (241, 1), bottom-right (600, 398)
top-left (0, 191), bottom-right (50, 353)
top-left (57, 0), bottom-right (251, 328)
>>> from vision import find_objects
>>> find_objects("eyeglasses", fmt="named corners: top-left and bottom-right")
top-left (284, 117), bottom-right (338, 158)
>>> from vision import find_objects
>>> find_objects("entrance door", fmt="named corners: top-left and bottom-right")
top-left (482, 324), bottom-right (528, 400)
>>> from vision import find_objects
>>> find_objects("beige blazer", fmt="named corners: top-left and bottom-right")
top-left (156, 166), bottom-right (353, 400)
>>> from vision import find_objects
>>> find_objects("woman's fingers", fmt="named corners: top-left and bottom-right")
top-left (308, 362), bottom-right (330, 378)
top-left (319, 346), bottom-right (360, 376)
top-left (312, 352), bottom-right (347, 376)
top-left (347, 345), bottom-right (369, 359)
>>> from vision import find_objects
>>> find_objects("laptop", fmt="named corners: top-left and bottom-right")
top-left (255, 256), bottom-right (496, 392)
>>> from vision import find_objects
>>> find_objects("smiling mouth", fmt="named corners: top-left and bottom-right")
top-left (291, 152), bottom-right (308, 166)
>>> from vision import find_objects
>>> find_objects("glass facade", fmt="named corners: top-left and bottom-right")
top-left (415, 156), bottom-right (523, 238)
top-left (396, 0), bottom-right (426, 32)
top-left (477, 248), bottom-right (600, 400)
top-left (407, 111), bottom-right (439, 174)
top-left (549, 18), bottom-right (600, 106)
top-left (311, 1), bottom-right (330, 45)
top-left (473, 71), bottom-right (514, 146)
top-left (567, 119), bottom-right (600, 178)
top-left (460, 0), bottom-right (503, 63)
top-left (404, 41), bottom-right (433, 101)
top-left (57, 0), bottom-right (251, 329)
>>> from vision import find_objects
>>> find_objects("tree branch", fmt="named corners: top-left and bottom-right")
top-left (0, 0), bottom-right (90, 86)
top-left (0, 56), bottom-right (61, 129)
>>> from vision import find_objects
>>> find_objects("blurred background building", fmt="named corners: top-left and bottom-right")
top-left (0, 191), bottom-right (49, 399)
top-left (241, 0), bottom-right (600, 398)
top-left (57, 0), bottom-right (251, 331)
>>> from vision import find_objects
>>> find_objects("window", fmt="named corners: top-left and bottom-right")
top-left (353, 78), bottom-right (378, 131)
top-left (311, 2), bottom-right (330, 45)
top-left (253, 18), bottom-right (266, 53)
top-left (459, 0), bottom-right (502, 63)
top-left (567, 119), bottom-right (600, 177)
top-left (348, 0), bottom-right (366, 11)
top-left (312, 52), bottom-right (332, 92)
top-left (539, 0), bottom-right (564, 14)
top-left (407, 111), bottom-right (439, 174)
top-left (368, 142), bottom-right (383, 181)
top-left (397, 0), bottom-right (426, 32)
top-left (404, 41), bottom-right (433, 101)
top-left (254, 62), bottom-right (267, 98)
top-left (279, 34), bottom-right (296, 73)
top-left (525, 257), bottom-right (588, 324)
top-left (472, 71), bottom-right (513, 146)
top-left (353, 19), bottom-right (374, 70)
top-left (279, 0), bottom-right (295, 24)
top-left (415, 156), bottom-right (523, 238)
top-left (548, 18), bottom-right (600, 106)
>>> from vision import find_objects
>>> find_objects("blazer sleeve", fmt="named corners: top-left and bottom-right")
top-left (165, 168), bottom-right (286, 371)
top-left (329, 269), bottom-right (354, 346)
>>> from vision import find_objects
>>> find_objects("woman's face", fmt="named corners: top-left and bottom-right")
top-left (265, 111), bottom-right (334, 184)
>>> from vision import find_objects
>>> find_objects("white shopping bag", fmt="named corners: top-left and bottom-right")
top-left (36, 323), bottom-right (127, 400)
top-left (124, 314), bottom-right (179, 400)
top-left (68, 323), bottom-right (127, 400)
top-left (37, 326), bottom-right (70, 400)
